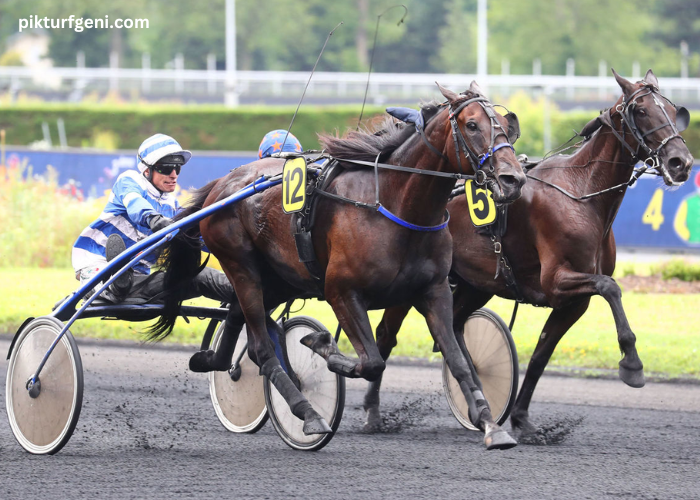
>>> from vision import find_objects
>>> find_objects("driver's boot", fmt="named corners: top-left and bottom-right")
top-left (105, 234), bottom-right (133, 302)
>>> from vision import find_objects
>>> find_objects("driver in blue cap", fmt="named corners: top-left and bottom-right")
top-left (258, 129), bottom-right (303, 158)
top-left (71, 133), bottom-right (234, 304)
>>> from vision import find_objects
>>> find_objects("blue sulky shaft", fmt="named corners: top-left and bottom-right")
top-left (31, 175), bottom-right (282, 385)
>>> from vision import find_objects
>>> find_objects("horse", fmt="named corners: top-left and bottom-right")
top-left (365, 69), bottom-right (694, 442)
top-left (149, 81), bottom-right (527, 449)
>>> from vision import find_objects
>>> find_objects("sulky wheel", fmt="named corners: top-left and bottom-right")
top-left (5, 316), bottom-right (83, 455)
top-left (442, 308), bottom-right (518, 431)
top-left (208, 323), bottom-right (268, 433)
top-left (264, 316), bottom-right (345, 451)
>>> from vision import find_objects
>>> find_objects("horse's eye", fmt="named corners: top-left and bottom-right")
top-left (636, 108), bottom-right (647, 117)
top-left (466, 121), bottom-right (478, 131)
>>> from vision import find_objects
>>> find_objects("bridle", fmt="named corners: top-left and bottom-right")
top-left (446, 95), bottom-right (519, 186)
top-left (604, 82), bottom-right (690, 187)
top-left (311, 94), bottom-right (520, 231)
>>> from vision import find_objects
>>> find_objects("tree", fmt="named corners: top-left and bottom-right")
top-left (488, 0), bottom-right (668, 76)
top-left (653, 0), bottom-right (700, 77)
top-left (433, 0), bottom-right (477, 74)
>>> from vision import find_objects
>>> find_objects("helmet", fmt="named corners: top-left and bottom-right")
top-left (258, 130), bottom-right (303, 159)
top-left (137, 134), bottom-right (192, 173)
top-left (695, 170), bottom-right (700, 190)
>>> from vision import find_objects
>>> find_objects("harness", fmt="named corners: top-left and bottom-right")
top-left (289, 95), bottom-right (518, 287)
top-left (480, 82), bottom-right (689, 319)
top-left (449, 184), bottom-right (524, 305)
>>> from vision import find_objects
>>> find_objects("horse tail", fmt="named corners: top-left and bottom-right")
top-left (146, 179), bottom-right (220, 341)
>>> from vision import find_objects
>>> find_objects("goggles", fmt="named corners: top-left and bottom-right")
top-left (153, 164), bottom-right (181, 176)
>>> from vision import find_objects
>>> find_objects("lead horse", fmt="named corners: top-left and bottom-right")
top-left (366, 70), bottom-right (694, 442)
top-left (149, 82), bottom-right (527, 449)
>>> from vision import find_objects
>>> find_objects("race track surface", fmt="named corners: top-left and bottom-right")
top-left (1, 338), bottom-right (699, 500)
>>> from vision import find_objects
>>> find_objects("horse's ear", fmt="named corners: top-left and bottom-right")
top-left (644, 69), bottom-right (659, 89)
top-left (612, 68), bottom-right (635, 97)
top-left (436, 82), bottom-right (460, 103)
top-left (468, 80), bottom-right (486, 97)
top-left (675, 106), bottom-right (690, 132)
top-left (580, 115), bottom-right (603, 138)
top-left (504, 112), bottom-right (520, 143)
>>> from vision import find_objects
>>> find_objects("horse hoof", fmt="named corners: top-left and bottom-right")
top-left (483, 422), bottom-right (517, 450)
top-left (303, 416), bottom-right (332, 435)
top-left (300, 330), bottom-right (336, 358)
top-left (189, 350), bottom-right (230, 373)
top-left (362, 408), bottom-right (382, 433)
top-left (619, 365), bottom-right (645, 388)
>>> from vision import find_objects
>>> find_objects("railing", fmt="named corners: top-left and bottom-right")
top-left (1, 66), bottom-right (699, 105)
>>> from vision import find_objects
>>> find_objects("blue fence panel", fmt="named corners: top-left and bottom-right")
top-left (612, 166), bottom-right (700, 250)
top-left (3, 147), bottom-right (256, 200)
top-left (4, 147), bottom-right (700, 251)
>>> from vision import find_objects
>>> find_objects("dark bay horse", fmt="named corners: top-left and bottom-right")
top-left (150, 82), bottom-right (527, 449)
top-left (367, 69), bottom-right (694, 441)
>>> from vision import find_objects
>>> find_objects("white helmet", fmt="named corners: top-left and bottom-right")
top-left (137, 134), bottom-right (192, 173)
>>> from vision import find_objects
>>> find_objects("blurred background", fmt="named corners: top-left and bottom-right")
top-left (1, 0), bottom-right (699, 257)
top-left (0, 0), bottom-right (698, 372)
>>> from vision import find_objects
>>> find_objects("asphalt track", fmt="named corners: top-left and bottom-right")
top-left (1, 337), bottom-right (699, 500)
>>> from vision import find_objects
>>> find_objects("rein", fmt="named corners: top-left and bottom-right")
top-left (526, 164), bottom-right (648, 201)
top-left (320, 95), bottom-right (516, 232)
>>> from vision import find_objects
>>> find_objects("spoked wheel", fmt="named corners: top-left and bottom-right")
top-left (442, 308), bottom-right (518, 431)
top-left (6, 316), bottom-right (83, 455)
top-left (264, 316), bottom-right (345, 451)
top-left (208, 323), bottom-right (268, 433)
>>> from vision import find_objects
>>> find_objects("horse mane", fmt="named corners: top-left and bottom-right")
top-left (318, 101), bottom-right (445, 164)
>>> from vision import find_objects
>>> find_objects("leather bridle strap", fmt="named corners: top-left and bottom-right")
top-left (334, 157), bottom-right (476, 181)
top-left (448, 97), bottom-right (515, 182)
top-left (607, 85), bottom-right (686, 186)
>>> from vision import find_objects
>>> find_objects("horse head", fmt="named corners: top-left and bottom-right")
top-left (612, 68), bottom-right (694, 186)
top-left (436, 81), bottom-right (526, 203)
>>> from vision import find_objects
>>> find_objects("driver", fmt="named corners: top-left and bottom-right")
top-left (258, 129), bottom-right (303, 158)
top-left (71, 133), bottom-right (234, 304)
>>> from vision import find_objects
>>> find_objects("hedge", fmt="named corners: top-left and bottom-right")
top-left (0, 103), bottom-right (386, 153)
top-left (0, 101), bottom-right (698, 159)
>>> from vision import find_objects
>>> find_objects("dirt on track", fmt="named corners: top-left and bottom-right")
top-left (617, 275), bottom-right (700, 293)
top-left (2, 337), bottom-right (700, 499)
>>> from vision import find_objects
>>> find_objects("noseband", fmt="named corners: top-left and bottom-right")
top-left (447, 96), bottom-right (516, 185)
top-left (608, 83), bottom-right (688, 186)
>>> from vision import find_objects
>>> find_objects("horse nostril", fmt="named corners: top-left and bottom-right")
top-left (498, 174), bottom-right (524, 191)
top-left (668, 157), bottom-right (684, 171)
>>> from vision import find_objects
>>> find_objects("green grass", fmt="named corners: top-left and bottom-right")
top-left (1, 268), bottom-right (698, 378)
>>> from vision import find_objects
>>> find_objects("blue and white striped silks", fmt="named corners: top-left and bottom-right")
top-left (71, 170), bottom-right (179, 275)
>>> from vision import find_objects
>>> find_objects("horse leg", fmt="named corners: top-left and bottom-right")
top-left (593, 275), bottom-right (645, 387)
top-left (363, 304), bottom-right (412, 432)
top-left (301, 291), bottom-right (385, 381)
top-left (362, 280), bottom-right (492, 433)
top-left (510, 300), bottom-right (589, 440)
top-left (414, 280), bottom-right (516, 450)
top-left (221, 258), bottom-right (331, 435)
top-left (189, 301), bottom-right (245, 372)
top-left (544, 270), bottom-right (645, 387)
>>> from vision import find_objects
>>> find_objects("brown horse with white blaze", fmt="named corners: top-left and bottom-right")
top-left (149, 82), bottom-right (527, 449)
top-left (368, 69), bottom-right (694, 441)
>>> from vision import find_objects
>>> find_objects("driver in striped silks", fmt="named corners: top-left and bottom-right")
top-left (71, 134), bottom-right (234, 304)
